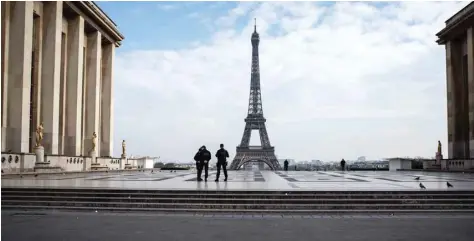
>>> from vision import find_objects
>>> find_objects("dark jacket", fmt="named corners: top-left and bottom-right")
top-left (215, 148), bottom-right (229, 163)
top-left (194, 149), bottom-right (211, 163)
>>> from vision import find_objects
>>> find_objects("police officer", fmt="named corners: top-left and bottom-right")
top-left (194, 145), bottom-right (211, 181)
top-left (214, 144), bottom-right (229, 182)
top-left (340, 158), bottom-right (346, 171)
top-left (284, 159), bottom-right (289, 171)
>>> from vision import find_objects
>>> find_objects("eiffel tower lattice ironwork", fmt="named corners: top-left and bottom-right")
top-left (229, 19), bottom-right (282, 171)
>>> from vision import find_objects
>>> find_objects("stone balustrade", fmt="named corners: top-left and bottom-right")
top-left (1, 152), bottom-right (124, 173)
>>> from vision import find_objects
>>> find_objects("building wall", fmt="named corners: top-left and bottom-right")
top-left (1, 1), bottom-right (120, 159)
top-left (446, 27), bottom-right (474, 159)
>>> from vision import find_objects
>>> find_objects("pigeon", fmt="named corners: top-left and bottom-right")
top-left (414, 177), bottom-right (420, 181)
top-left (419, 183), bottom-right (426, 189)
top-left (151, 170), bottom-right (154, 173)
top-left (447, 182), bottom-right (453, 188)
top-left (34, 174), bottom-right (38, 177)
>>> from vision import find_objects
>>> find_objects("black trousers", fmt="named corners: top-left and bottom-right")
top-left (284, 165), bottom-right (288, 171)
top-left (197, 161), bottom-right (209, 180)
top-left (216, 161), bottom-right (228, 180)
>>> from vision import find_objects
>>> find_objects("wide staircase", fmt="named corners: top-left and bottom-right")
top-left (2, 188), bottom-right (474, 214)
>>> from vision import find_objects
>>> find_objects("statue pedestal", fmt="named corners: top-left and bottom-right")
top-left (89, 151), bottom-right (108, 171)
top-left (436, 152), bottom-right (443, 164)
top-left (122, 156), bottom-right (132, 169)
top-left (90, 150), bottom-right (97, 164)
top-left (91, 162), bottom-right (109, 171)
top-left (35, 146), bottom-right (44, 163)
top-left (34, 146), bottom-right (62, 173)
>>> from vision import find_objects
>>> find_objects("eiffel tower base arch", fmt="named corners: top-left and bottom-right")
top-left (230, 146), bottom-right (282, 170)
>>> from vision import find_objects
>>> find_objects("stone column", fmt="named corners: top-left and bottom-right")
top-left (6, 1), bottom-right (34, 153)
top-left (65, 16), bottom-right (84, 156)
top-left (446, 41), bottom-right (455, 159)
top-left (1, 1), bottom-right (11, 152)
top-left (84, 31), bottom-right (102, 155)
top-left (467, 28), bottom-right (474, 158)
top-left (40, 1), bottom-right (62, 155)
top-left (100, 43), bottom-right (115, 157)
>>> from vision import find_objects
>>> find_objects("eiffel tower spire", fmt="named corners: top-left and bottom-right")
top-left (254, 18), bottom-right (257, 32)
top-left (248, 18), bottom-right (262, 116)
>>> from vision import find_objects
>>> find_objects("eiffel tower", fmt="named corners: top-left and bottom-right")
top-left (229, 20), bottom-right (282, 171)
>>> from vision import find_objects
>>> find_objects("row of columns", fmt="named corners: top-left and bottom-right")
top-left (1, 1), bottom-right (115, 157)
top-left (446, 27), bottom-right (474, 159)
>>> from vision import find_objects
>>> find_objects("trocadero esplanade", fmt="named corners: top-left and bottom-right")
top-left (1, 1), bottom-right (123, 159)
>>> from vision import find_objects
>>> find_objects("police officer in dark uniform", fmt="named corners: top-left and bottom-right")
top-left (194, 145), bottom-right (211, 181)
top-left (215, 144), bottom-right (229, 182)
top-left (284, 159), bottom-right (289, 171)
top-left (340, 158), bottom-right (346, 171)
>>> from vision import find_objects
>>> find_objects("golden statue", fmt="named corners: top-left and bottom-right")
top-left (35, 122), bottom-right (44, 147)
top-left (122, 140), bottom-right (126, 156)
top-left (91, 132), bottom-right (97, 152)
top-left (437, 140), bottom-right (442, 155)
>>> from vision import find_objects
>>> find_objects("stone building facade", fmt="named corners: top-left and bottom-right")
top-left (437, 2), bottom-right (474, 160)
top-left (1, 1), bottom-right (123, 158)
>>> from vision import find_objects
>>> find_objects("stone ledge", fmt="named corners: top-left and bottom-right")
top-left (1, 168), bottom-right (154, 177)
top-left (397, 169), bottom-right (474, 173)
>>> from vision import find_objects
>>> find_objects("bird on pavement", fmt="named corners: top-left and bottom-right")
top-left (447, 182), bottom-right (453, 188)
top-left (419, 183), bottom-right (426, 189)
top-left (414, 176), bottom-right (420, 181)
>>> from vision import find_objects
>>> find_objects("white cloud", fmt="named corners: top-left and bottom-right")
top-left (157, 3), bottom-right (177, 11)
top-left (113, 1), bottom-right (469, 163)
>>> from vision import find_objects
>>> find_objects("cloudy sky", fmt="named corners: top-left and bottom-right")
top-left (96, 1), bottom-right (469, 162)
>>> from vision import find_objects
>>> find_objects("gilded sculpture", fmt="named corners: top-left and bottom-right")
top-left (35, 122), bottom-right (44, 147)
top-left (122, 140), bottom-right (126, 156)
top-left (91, 132), bottom-right (97, 152)
top-left (437, 140), bottom-right (442, 155)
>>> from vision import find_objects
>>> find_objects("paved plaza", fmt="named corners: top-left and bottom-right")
top-left (2, 170), bottom-right (474, 191)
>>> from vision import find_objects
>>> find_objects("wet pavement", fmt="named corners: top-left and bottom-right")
top-left (2, 170), bottom-right (474, 191)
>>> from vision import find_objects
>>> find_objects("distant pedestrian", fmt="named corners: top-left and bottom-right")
top-left (340, 159), bottom-right (346, 171)
top-left (284, 159), bottom-right (289, 171)
top-left (194, 145), bottom-right (211, 181)
top-left (214, 144), bottom-right (229, 182)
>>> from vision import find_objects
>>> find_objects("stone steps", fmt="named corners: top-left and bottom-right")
top-left (3, 200), bottom-right (474, 210)
top-left (4, 205), bottom-right (474, 214)
top-left (5, 188), bottom-right (474, 194)
top-left (4, 192), bottom-right (474, 198)
top-left (3, 196), bottom-right (474, 204)
top-left (3, 189), bottom-right (474, 196)
top-left (3, 192), bottom-right (474, 199)
top-left (2, 188), bottom-right (474, 213)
